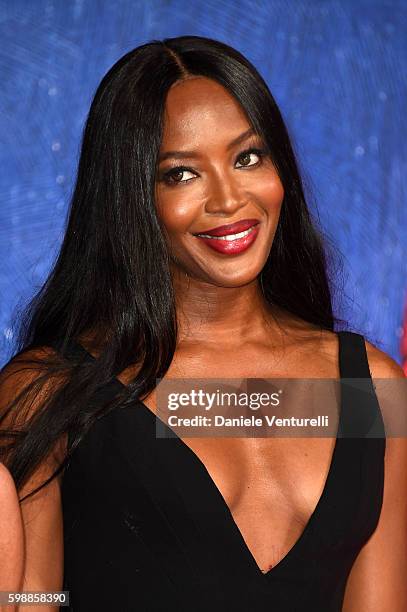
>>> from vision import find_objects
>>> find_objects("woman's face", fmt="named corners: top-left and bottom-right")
top-left (155, 76), bottom-right (284, 288)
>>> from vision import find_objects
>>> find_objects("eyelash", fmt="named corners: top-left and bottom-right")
top-left (160, 147), bottom-right (268, 186)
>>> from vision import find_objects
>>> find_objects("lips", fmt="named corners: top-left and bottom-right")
top-left (193, 218), bottom-right (260, 237)
top-left (193, 222), bottom-right (260, 255)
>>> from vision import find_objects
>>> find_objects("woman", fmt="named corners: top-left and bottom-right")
top-left (0, 35), bottom-right (406, 611)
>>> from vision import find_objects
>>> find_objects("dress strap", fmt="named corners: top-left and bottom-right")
top-left (337, 331), bottom-right (372, 379)
top-left (50, 339), bottom-right (97, 365)
top-left (48, 339), bottom-right (119, 455)
top-left (337, 331), bottom-right (385, 438)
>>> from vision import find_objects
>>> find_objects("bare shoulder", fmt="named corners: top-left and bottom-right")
top-left (276, 313), bottom-right (405, 382)
top-left (0, 345), bottom-right (69, 468)
top-left (0, 345), bottom-right (62, 415)
top-left (0, 345), bottom-right (59, 383)
top-left (294, 322), bottom-right (406, 380)
top-left (364, 338), bottom-right (406, 379)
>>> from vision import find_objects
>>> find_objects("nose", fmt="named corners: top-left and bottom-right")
top-left (204, 170), bottom-right (247, 215)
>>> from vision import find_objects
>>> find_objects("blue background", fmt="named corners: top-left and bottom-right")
top-left (1, 0), bottom-right (406, 366)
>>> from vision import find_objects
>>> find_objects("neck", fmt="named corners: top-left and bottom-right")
top-left (171, 267), bottom-right (284, 350)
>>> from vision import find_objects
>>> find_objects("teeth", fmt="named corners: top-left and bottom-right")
top-left (197, 226), bottom-right (256, 241)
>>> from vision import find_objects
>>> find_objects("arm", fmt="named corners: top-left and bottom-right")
top-left (17, 447), bottom-right (65, 611)
top-left (0, 463), bottom-right (24, 612)
top-left (0, 352), bottom-right (66, 612)
top-left (342, 341), bottom-right (407, 611)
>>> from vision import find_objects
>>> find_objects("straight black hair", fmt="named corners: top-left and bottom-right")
top-left (1, 35), bottom-right (348, 501)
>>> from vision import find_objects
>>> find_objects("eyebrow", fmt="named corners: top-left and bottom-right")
top-left (158, 127), bottom-right (257, 163)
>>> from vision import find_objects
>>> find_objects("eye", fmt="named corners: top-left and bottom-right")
top-left (235, 148), bottom-right (265, 169)
top-left (161, 166), bottom-right (196, 186)
top-left (161, 147), bottom-right (267, 186)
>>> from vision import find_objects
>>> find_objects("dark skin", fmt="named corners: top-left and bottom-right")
top-left (124, 76), bottom-right (405, 607)
top-left (150, 75), bottom-right (342, 574)
top-left (8, 76), bottom-right (404, 609)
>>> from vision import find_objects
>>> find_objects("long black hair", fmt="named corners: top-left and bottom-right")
top-left (1, 35), bottom-right (348, 501)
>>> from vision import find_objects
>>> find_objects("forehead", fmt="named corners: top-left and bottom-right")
top-left (161, 76), bottom-right (251, 146)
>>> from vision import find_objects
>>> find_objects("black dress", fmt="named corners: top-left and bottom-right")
top-left (59, 331), bottom-right (385, 611)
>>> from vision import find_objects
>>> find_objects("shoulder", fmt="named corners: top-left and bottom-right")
top-left (0, 345), bottom-right (64, 415)
top-left (310, 327), bottom-right (405, 380)
top-left (287, 324), bottom-right (406, 381)
top-left (1, 345), bottom-right (59, 380)
top-left (363, 338), bottom-right (406, 380)
top-left (1, 346), bottom-right (51, 402)
top-left (0, 345), bottom-right (68, 468)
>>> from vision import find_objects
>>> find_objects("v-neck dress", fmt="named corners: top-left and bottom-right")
top-left (59, 331), bottom-right (386, 611)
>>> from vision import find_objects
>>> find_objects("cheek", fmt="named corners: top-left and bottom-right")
top-left (256, 175), bottom-right (285, 212)
top-left (155, 188), bottom-right (200, 237)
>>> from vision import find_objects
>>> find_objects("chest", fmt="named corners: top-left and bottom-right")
top-left (140, 390), bottom-right (339, 572)
top-left (117, 341), bottom-right (340, 571)
top-left (140, 342), bottom-right (340, 514)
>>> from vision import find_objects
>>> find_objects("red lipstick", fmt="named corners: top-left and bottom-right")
top-left (192, 218), bottom-right (260, 255)
top-left (193, 218), bottom-right (259, 237)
